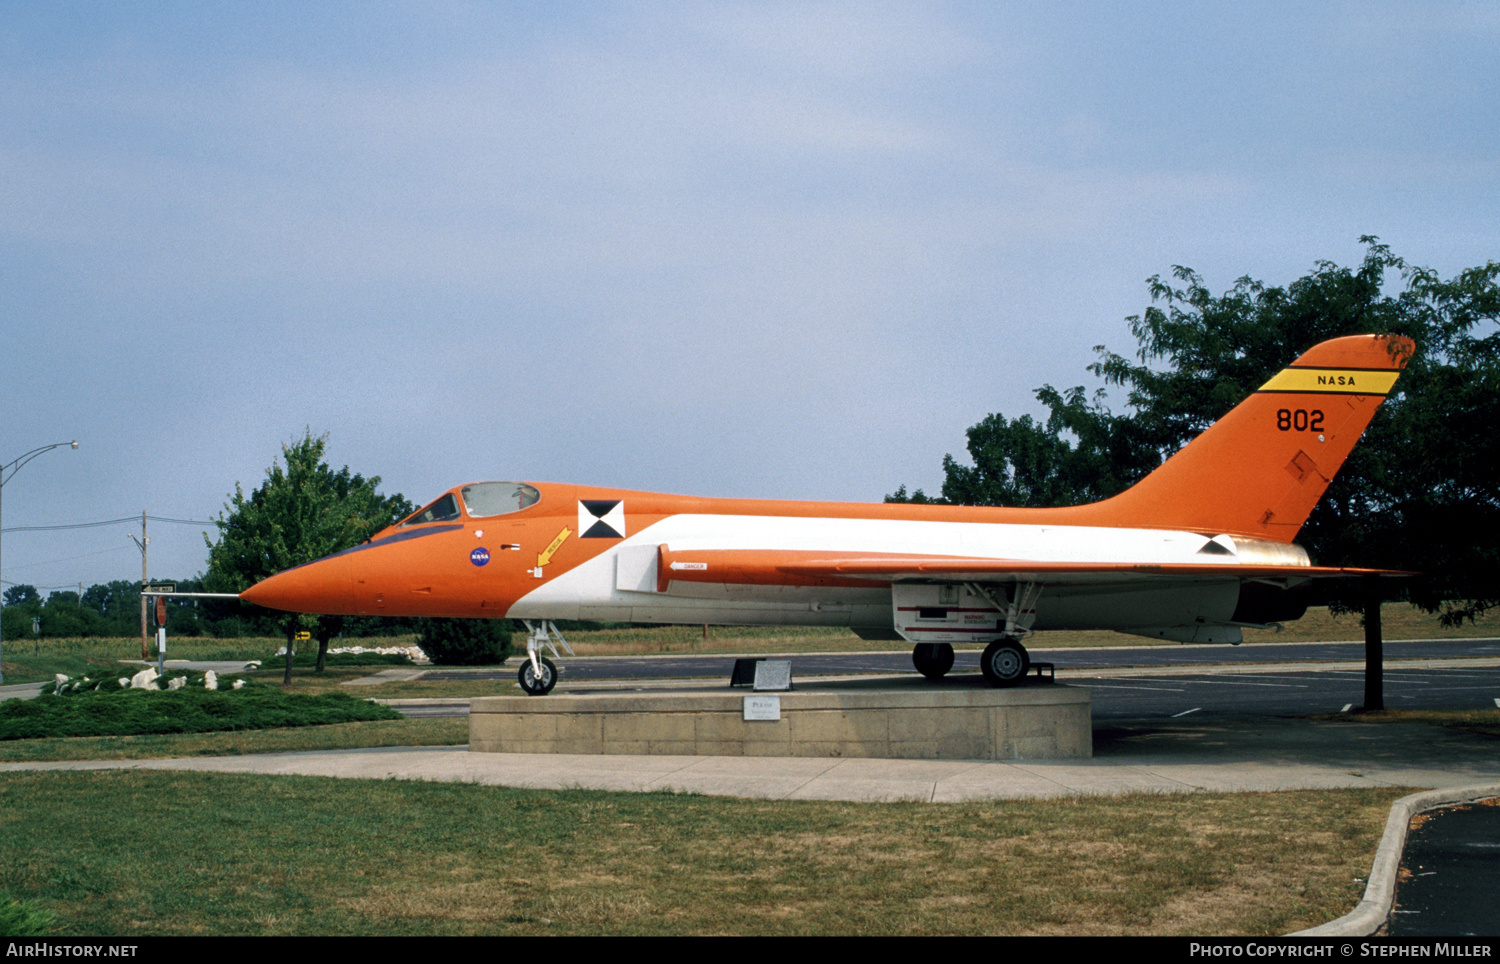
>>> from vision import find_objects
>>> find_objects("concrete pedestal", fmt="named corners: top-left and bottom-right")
top-left (470, 677), bottom-right (1091, 760)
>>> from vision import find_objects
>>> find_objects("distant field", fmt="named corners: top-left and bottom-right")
top-left (0, 636), bottom-right (416, 685)
top-left (0, 635), bottom-right (421, 662)
top-left (2, 604), bottom-right (1494, 681)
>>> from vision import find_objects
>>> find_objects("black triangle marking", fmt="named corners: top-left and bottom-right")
top-left (582, 519), bottom-right (622, 539)
top-left (581, 499), bottom-right (620, 520)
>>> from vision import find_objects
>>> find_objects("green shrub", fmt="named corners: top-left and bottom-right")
top-left (0, 686), bottom-right (402, 740)
top-left (414, 618), bottom-right (512, 666)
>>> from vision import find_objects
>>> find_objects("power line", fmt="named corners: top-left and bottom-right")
top-left (0, 546), bottom-right (136, 577)
top-left (1, 514), bottom-right (217, 533)
top-left (2, 516), bottom-right (137, 532)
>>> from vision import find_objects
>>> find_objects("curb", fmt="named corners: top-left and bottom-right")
top-left (1292, 783), bottom-right (1500, 936)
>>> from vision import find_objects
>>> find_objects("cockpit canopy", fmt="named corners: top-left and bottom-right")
top-left (400, 482), bottom-right (540, 526)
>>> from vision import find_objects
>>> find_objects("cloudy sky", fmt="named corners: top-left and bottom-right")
top-left (2, 1), bottom-right (1497, 593)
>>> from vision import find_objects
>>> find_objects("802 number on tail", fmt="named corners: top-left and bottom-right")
top-left (1276, 409), bottom-right (1324, 432)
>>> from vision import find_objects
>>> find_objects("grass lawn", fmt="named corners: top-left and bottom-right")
top-left (242, 665), bottom-right (522, 699)
top-left (0, 717), bottom-right (467, 763)
top-left (0, 770), bottom-right (1406, 936)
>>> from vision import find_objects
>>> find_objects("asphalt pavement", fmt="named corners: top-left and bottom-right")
top-left (1386, 798), bottom-right (1500, 937)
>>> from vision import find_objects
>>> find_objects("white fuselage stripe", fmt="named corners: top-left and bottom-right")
top-left (506, 513), bottom-right (1261, 632)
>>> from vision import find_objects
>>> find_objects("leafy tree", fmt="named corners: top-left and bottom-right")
top-left (82, 580), bottom-right (136, 627)
top-left (893, 239), bottom-right (1500, 623)
top-left (204, 432), bottom-right (414, 681)
top-left (38, 590), bottom-right (101, 638)
top-left (1, 586), bottom-right (39, 609)
top-left (0, 586), bottom-right (42, 642)
top-left (889, 388), bottom-right (1157, 508)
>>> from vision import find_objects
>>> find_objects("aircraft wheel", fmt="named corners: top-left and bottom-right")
top-left (911, 643), bottom-right (955, 680)
top-left (518, 657), bottom-right (557, 696)
top-left (980, 639), bottom-right (1029, 687)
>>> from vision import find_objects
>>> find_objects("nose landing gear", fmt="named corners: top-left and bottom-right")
top-left (518, 654), bottom-right (557, 695)
top-left (518, 620), bottom-right (572, 696)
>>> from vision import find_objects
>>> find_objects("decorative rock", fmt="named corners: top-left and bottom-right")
top-left (204, 670), bottom-right (218, 691)
top-left (118, 678), bottom-right (130, 689)
top-left (166, 676), bottom-right (186, 690)
top-left (53, 674), bottom-right (70, 691)
top-left (130, 667), bottom-right (159, 690)
top-left (232, 679), bottom-right (246, 690)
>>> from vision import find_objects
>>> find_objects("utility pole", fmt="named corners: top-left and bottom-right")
top-left (128, 512), bottom-right (149, 658)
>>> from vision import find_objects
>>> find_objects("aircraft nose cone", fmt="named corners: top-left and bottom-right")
top-left (240, 554), bottom-right (356, 615)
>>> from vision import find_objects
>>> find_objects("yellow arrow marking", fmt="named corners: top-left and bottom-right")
top-left (537, 527), bottom-right (572, 568)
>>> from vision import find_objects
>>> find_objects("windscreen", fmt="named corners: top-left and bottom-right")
top-left (460, 482), bottom-right (541, 518)
top-left (401, 493), bottom-right (461, 526)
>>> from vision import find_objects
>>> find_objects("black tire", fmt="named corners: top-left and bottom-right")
top-left (980, 639), bottom-right (1029, 687)
top-left (911, 643), bottom-right (956, 680)
top-left (518, 656), bottom-right (557, 696)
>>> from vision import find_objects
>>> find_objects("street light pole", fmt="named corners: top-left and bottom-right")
top-left (127, 512), bottom-right (149, 658)
top-left (0, 440), bottom-right (79, 685)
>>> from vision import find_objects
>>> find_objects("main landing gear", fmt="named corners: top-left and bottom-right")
top-left (911, 643), bottom-right (955, 680)
top-left (974, 579), bottom-right (1039, 688)
top-left (909, 638), bottom-right (1031, 686)
top-left (906, 581), bottom-right (1041, 688)
top-left (518, 620), bottom-right (573, 696)
top-left (979, 637), bottom-right (1030, 687)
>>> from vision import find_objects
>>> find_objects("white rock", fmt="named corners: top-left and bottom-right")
top-left (118, 678), bottom-right (130, 689)
top-left (232, 679), bottom-right (245, 690)
top-left (166, 676), bottom-right (186, 690)
top-left (204, 670), bottom-right (218, 691)
top-left (53, 674), bottom-right (70, 690)
top-left (325, 644), bottom-right (428, 663)
top-left (130, 668), bottom-right (160, 690)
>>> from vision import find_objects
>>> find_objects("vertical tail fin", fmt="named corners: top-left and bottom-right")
top-left (1092, 334), bottom-right (1413, 541)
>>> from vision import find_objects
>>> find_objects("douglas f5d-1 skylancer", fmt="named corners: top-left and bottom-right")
top-left (241, 334), bottom-right (1414, 695)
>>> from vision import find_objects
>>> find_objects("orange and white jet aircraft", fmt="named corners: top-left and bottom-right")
top-left (241, 334), bottom-right (1413, 695)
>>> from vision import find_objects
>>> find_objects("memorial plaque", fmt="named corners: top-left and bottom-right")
top-left (743, 694), bottom-right (781, 721)
top-left (752, 659), bottom-right (792, 691)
